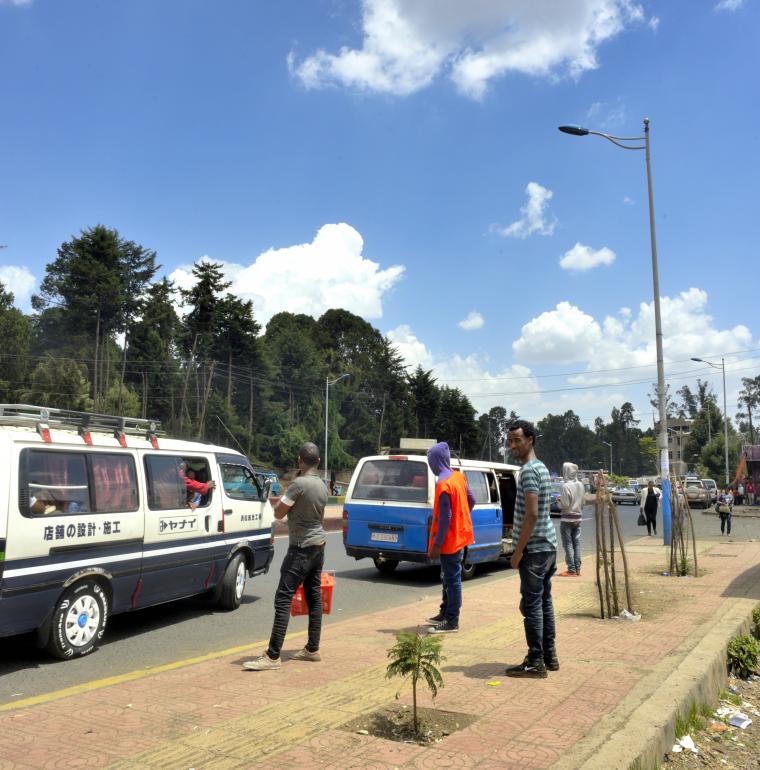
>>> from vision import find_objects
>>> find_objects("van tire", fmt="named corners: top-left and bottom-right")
top-left (373, 557), bottom-right (399, 575)
top-left (46, 580), bottom-right (109, 660)
top-left (461, 553), bottom-right (476, 581)
top-left (218, 553), bottom-right (247, 611)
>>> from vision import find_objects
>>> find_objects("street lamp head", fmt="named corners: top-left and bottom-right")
top-left (558, 125), bottom-right (589, 136)
top-left (691, 357), bottom-right (704, 363)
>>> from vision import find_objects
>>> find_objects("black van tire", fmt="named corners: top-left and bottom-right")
top-left (218, 553), bottom-right (247, 611)
top-left (461, 552), bottom-right (476, 581)
top-left (373, 557), bottom-right (399, 575)
top-left (46, 579), bottom-right (109, 660)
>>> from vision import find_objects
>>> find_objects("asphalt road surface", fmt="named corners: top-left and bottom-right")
top-left (1, 503), bottom-right (755, 704)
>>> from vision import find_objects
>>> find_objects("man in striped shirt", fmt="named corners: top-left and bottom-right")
top-left (505, 419), bottom-right (558, 678)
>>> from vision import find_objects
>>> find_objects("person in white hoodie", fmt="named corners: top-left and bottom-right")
top-left (558, 462), bottom-right (585, 577)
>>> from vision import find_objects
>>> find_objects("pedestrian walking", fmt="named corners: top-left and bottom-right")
top-left (717, 488), bottom-right (733, 535)
top-left (640, 481), bottom-right (660, 536)
top-left (747, 480), bottom-right (755, 506)
top-left (558, 462), bottom-right (584, 577)
top-left (425, 442), bottom-right (475, 634)
top-left (504, 420), bottom-right (558, 678)
top-left (243, 442), bottom-right (328, 671)
top-left (737, 481), bottom-right (745, 506)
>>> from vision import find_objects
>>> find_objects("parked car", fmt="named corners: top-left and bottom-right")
top-left (611, 486), bottom-right (639, 505)
top-left (550, 481), bottom-right (563, 515)
top-left (252, 468), bottom-right (281, 496)
top-left (684, 477), bottom-right (710, 508)
top-left (702, 478), bottom-right (718, 504)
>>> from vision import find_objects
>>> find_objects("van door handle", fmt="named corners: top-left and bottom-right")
top-left (205, 515), bottom-right (211, 532)
top-left (224, 508), bottom-right (233, 516)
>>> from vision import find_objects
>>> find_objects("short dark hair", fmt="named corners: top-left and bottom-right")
top-left (507, 419), bottom-right (538, 443)
top-left (299, 442), bottom-right (320, 468)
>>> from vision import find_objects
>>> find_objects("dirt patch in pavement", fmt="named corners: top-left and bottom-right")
top-left (662, 675), bottom-right (760, 770)
top-left (341, 703), bottom-right (477, 746)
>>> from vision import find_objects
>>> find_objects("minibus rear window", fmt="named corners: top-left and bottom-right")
top-left (353, 460), bottom-right (428, 503)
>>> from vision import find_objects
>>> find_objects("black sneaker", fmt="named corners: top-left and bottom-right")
top-left (427, 619), bottom-right (458, 634)
top-left (426, 613), bottom-right (445, 623)
top-left (544, 649), bottom-right (560, 671)
top-left (505, 657), bottom-right (548, 678)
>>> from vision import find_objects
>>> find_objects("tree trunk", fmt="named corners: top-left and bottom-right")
top-left (378, 392), bottom-right (386, 452)
top-left (197, 361), bottom-right (215, 440)
top-left (179, 334), bottom-right (198, 435)
top-left (412, 676), bottom-right (418, 734)
top-left (117, 324), bottom-right (129, 414)
top-left (227, 350), bottom-right (233, 406)
top-left (93, 308), bottom-right (101, 410)
top-left (248, 374), bottom-right (254, 456)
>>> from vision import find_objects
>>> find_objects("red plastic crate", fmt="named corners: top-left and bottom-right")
top-left (290, 571), bottom-right (335, 616)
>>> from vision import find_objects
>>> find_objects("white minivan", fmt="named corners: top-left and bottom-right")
top-left (0, 404), bottom-right (275, 659)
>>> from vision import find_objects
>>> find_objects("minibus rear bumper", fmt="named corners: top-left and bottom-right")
top-left (345, 545), bottom-right (430, 564)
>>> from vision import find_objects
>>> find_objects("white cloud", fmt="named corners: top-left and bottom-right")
top-left (648, 15), bottom-right (660, 30)
top-left (623, 195), bottom-right (635, 205)
top-left (715, 0), bottom-right (743, 11)
top-left (559, 242), bottom-right (616, 272)
top-left (0, 264), bottom-right (36, 307)
top-left (513, 302), bottom-right (602, 364)
top-left (0, 0), bottom-right (33, 5)
top-left (168, 223), bottom-right (404, 326)
top-left (385, 324), bottom-right (435, 370)
top-left (585, 97), bottom-right (626, 128)
top-left (492, 182), bottom-right (556, 239)
top-left (291, 0), bottom-right (646, 99)
top-left (458, 311), bottom-right (484, 331)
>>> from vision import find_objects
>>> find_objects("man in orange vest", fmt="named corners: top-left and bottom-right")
top-left (425, 442), bottom-right (475, 634)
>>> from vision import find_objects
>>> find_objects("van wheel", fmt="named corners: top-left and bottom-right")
top-left (373, 557), bottom-right (399, 575)
top-left (461, 554), bottom-right (476, 581)
top-left (218, 553), bottom-right (247, 611)
top-left (46, 580), bottom-right (109, 660)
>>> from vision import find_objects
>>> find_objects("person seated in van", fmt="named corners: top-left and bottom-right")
top-left (179, 461), bottom-right (215, 507)
top-left (184, 468), bottom-right (204, 510)
top-left (29, 489), bottom-right (59, 515)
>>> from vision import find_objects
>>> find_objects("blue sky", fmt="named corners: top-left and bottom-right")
top-left (1, 0), bottom-right (758, 429)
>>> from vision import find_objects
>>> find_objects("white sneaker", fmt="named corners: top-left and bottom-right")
top-left (291, 647), bottom-right (321, 662)
top-left (242, 653), bottom-right (281, 671)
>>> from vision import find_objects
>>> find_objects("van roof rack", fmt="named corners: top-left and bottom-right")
top-left (0, 404), bottom-right (163, 437)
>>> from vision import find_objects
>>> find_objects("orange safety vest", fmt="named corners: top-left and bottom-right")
top-left (428, 471), bottom-right (474, 555)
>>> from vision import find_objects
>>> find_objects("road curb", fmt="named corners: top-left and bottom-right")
top-left (556, 571), bottom-right (760, 770)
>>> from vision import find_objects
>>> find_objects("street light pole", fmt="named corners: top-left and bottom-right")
top-left (324, 373), bottom-right (350, 485)
top-left (559, 119), bottom-right (672, 545)
top-left (691, 357), bottom-right (729, 487)
top-left (602, 440), bottom-right (612, 475)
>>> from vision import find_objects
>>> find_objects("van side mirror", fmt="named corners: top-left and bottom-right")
top-left (262, 477), bottom-right (273, 501)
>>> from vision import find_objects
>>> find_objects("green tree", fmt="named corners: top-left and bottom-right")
top-left (0, 283), bottom-right (33, 401)
top-left (639, 436), bottom-right (658, 472)
top-left (409, 367), bottom-right (439, 439)
top-left (21, 355), bottom-right (93, 411)
top-left (736, 375), bottom-right (760, 445)
top-left (386, 630), bottom-right (445, 735)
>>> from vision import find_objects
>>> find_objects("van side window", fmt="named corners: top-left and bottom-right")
top-left (353, 460), bottom-right (428, 503)
top-left (21, 450), bottom-right (138, 516)
top-left (220, 463), bottom-right (263, 501)
top-left (145, 455), bottom-right (213, 510)
top-left (464, 471), bottom-right (491, 505)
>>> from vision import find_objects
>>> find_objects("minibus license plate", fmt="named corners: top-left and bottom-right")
top-left (371, 532), bottom-right (398, 543)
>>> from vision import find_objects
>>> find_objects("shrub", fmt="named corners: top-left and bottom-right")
top-left (752, 605), bottom-right (760, 640)
top-left (727, 634), bottom-right (760, 679)
top-left (386, 630), bottom-right (445, 734)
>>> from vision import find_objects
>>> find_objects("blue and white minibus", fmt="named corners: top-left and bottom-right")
top-left (342, 453), bottom-right (519, 578)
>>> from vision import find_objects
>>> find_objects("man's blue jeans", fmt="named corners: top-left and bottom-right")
top-left (560, 522), bottom-right (582, 574)
top-left (438, 550), bottom-right (463, 627)
top-left (518, 549), bottom-right (557, 662)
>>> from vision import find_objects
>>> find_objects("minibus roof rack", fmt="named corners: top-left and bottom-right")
top-left (0, 404), bottom-right (163, 437)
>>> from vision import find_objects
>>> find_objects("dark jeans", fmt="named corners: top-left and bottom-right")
top-left (720, 512), bottom-right (732, 535)
top-left (518, 549), bottom-right (557, 662)
top-left (645, 512), bottom-right (657, 536)
top-left (560, 522), bottom-right (581, 573)
top-left (438, 550), bottom-right (463, 627)
top-left (267, 544), bottom-right (325, 659)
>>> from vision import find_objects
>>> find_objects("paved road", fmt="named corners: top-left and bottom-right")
top-left (1, 503), bottom-right (754, 703)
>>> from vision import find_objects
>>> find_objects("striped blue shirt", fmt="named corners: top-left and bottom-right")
top-left (513, 459), bottom-right (557, 553)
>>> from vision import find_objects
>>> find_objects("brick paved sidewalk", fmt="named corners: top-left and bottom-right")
top-left (1, 536), bottom-right (759, 770)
